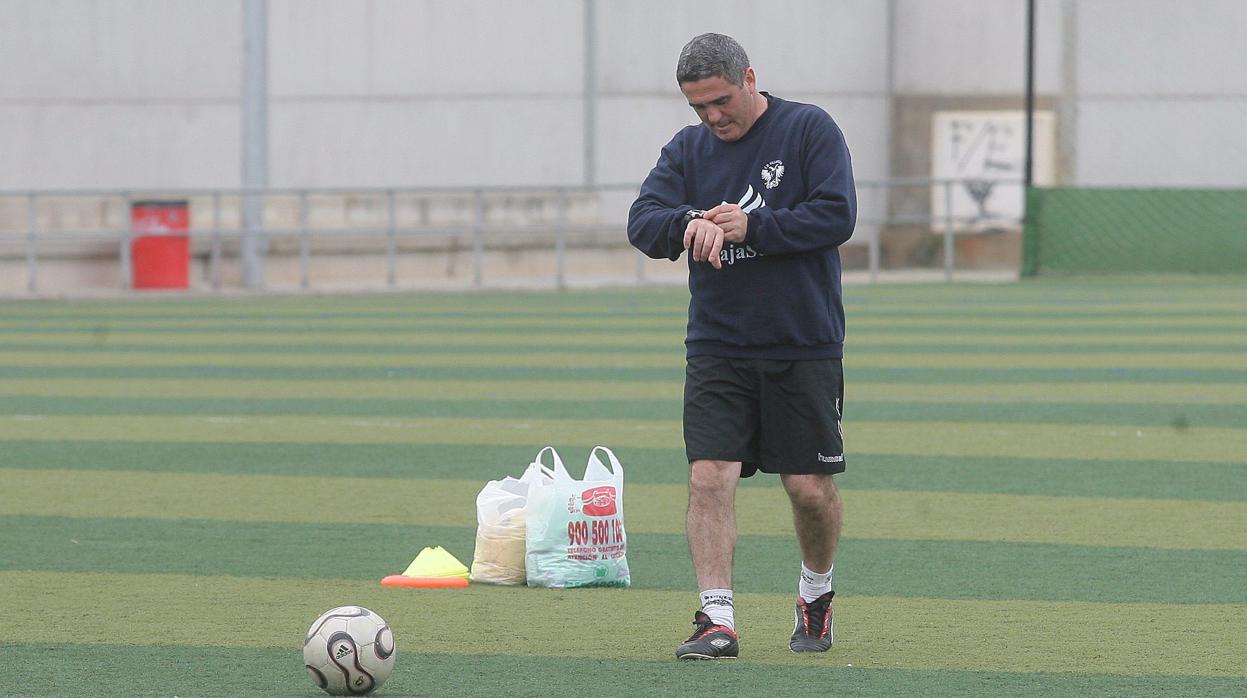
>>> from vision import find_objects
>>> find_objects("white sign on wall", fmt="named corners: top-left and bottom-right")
top-left (931, 110), bottom-right (1055, 231)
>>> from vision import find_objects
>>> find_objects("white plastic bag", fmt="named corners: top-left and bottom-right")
top-left (469, 448), bottom-right (555, 585)
top-left (525, 446), bottom-right (630, 588)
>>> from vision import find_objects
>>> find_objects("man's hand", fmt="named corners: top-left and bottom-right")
top-left (704, 203), bottom-right (748, 244)
top-left (684, 218), bottom-right (726, 269)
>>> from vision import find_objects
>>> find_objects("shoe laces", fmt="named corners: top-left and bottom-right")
top-left (799, 590), bottom-right (834, 638)
top-left (688, 611), bottom-right (734, 641)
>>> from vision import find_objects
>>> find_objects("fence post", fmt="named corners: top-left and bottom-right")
top-left (386, 189), bottom-right (397, 288)
top-left (298, 191), bottom-right (310, 290)
top-left (869, 187), bottom-right (881, 283)
top-left (943, 180), bottom-right (955, 282)
top-left (209, 191), bottom-right (222, 291)
top-left (555, 189), bottom-right (568, 289)
top-left (25, 193), bottom-right (38, 293)
top-left (634, 188), bottom-right (646, 284)
top-left (472, 189), bottom-right (484, 287)
top-left (120, 192), bottom-right (133, 290)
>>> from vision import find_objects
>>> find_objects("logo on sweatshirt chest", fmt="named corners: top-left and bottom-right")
top-left (761, 160), bottom-right (785, 189)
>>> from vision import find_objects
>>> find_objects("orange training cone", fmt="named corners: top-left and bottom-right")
top-left (380, 546), bottom-right (471, 589)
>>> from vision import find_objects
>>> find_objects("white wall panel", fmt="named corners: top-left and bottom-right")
top-left (894, 0), bottom-right (1063, 94)
top-left (1076, 100), bottom-right (1247, 186)
top-left (0, 0), bottom-right (239, 100)
top-left (269, 0), bottom-right (583, 97)
top-left (271, 98), bottom-right (583, 188)
top-left (0, 104), bottom-right (237, 189)
top-left (1078, 0), bottom-right (1247, 95)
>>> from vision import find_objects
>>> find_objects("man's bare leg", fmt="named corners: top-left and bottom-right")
top-left (687, 459), bottom-right (741, 589)
top-left (781, 472), bottom-right (842, 571)
top-left (781, 472), bottom-right (842, 651)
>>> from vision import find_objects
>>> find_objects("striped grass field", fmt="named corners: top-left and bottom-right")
top-left (2, 277), bottom-right (1246, 696)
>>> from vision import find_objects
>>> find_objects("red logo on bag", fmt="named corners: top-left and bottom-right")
top-left (581, 486), bottom-right (617, 516)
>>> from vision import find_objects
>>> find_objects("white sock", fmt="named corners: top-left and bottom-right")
top-left (799, 562), bottom-right (834, 603)
top-left (699, 589), bottom-right (735, 631)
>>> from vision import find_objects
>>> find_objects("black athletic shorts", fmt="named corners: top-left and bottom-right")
top-left (683, 355), bottom-right (845, 478)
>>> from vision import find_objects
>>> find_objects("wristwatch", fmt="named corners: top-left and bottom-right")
top-left (682, 209), bottom-right (706, 227)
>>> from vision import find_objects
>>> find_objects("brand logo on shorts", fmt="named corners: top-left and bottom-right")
top-left (581, 486), bottom-right (617, 516)
top-left (818, 453), bottom-right (844, 464)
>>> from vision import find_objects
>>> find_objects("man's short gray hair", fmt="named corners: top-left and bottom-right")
top-left (676, 33), bottom-right (750, 87)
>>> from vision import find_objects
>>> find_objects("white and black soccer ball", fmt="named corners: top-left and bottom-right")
top-left (303, 606), bottom-right (396, 695)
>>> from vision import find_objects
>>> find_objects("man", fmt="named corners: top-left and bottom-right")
top-left (627, 33), bottom-right (856, 660)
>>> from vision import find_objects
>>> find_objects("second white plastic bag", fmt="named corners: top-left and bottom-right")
top-left (525, 446), bottom-right (630, 588)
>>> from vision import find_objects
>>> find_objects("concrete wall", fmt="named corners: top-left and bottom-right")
top-left (2, 0), bottom-right (1243, 192)
top-left (894, 0), bottom-right (1063, 95)
top-left (267, 0), bottom-right (585, 188)
top-left (0, 0), bottom-right (241, 189)
top-left (0, 0), bottom-right (891, 193)
top-left (1073, 0), bottom-right (1247, 186)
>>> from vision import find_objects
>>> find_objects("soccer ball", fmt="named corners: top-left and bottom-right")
top-left (303, 606), bottom-right (396, 695)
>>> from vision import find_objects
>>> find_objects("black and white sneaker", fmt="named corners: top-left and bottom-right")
top-left (675, 611), bottom-right (739, 660)
top-left (790, 590), bottom-right (834, 652)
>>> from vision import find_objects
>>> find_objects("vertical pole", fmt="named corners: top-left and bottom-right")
top-left (1058, 0), bottom-right (1079, 184)
top-left (869, 186), bottom-right (881, 284)
top-left (209, 191), bottom-right (222, 290)
top-left (25, 193), bottom-right (38, 293)
top-left (555, 189), bottom-right (568, 290)
top-left (869, 221), bottom-right (880, 283)
top-left (121, 192), bottom-right (133, 290)
top-left (943, 181), bottom-right (955, 282)
top-left (877, 0), bottom-right (896, 284)
top-left (583, 0), bottom-right (597, 187)
top-left (472, 189), bottom-right (484, 288)
top-left (242, 0), bottom-right (269, 289)
top-left (1024, 0), bottom-right (1037, 188)
top-left (299, 191), bottom-right (310, 290)
top-left (386, 190), bottom-right (397, 287)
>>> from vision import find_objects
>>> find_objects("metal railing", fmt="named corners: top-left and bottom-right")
top-left (0, 179), bottom-right (1023, 294)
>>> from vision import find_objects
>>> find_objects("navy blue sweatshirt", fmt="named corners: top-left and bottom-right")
top-left (628, 93), bottom-right (857, 360)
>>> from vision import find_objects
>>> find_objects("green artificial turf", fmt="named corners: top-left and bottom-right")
top-left (2, 278), bottom-right (1246, 696)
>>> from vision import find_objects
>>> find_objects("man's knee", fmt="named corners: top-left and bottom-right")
top-left (782, 473), bottom-right (839, 510)
top-left (689, 459), bottom-right (741, 494)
